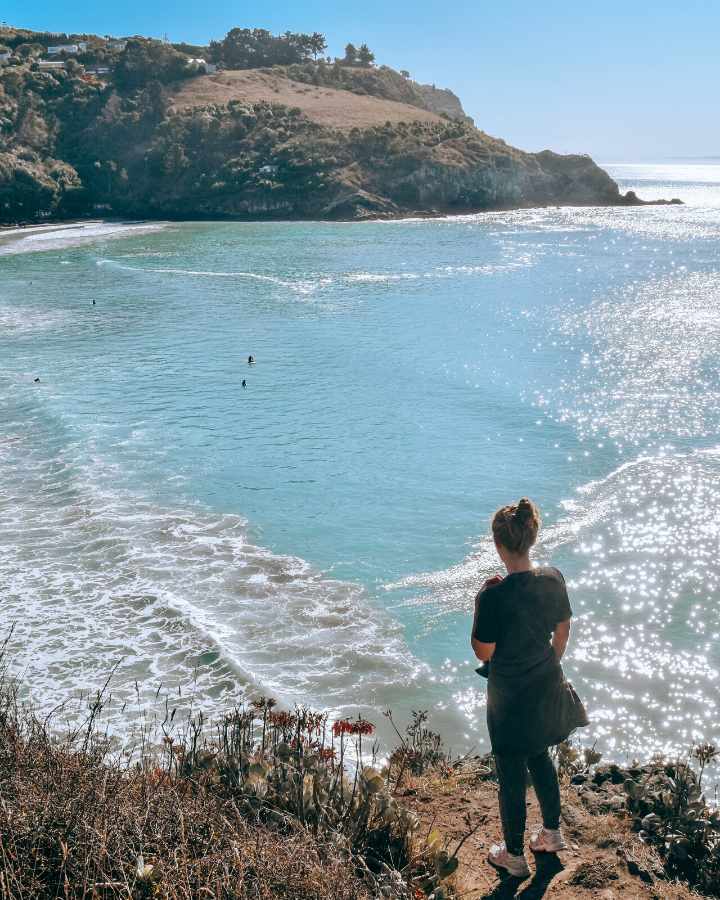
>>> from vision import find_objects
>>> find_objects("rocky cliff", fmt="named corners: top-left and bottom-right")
top-left (409, 82), bottom-right (474, 125)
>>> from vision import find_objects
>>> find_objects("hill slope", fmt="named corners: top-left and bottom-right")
top-left (172, 69), bottom-right (444, 131)
top-left (0, 29), bottom-right (679, 223)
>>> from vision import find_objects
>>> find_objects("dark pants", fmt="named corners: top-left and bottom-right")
top-left (494, 749), bottom-right (562, 855)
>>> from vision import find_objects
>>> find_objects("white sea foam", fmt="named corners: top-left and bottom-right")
top-left (0, 306), bottom-right (63, 333)
top-left (0, 222), bottom-right (172, 256)
top-left (0, 397), bottom-right (422, 734)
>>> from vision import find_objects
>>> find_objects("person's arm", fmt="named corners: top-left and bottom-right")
top-left (472, 636), bottom-right (496, 662)
top-left (471, 576), bottom-right (502, 661)
top-left (552, 620), bottom-right (570, 660)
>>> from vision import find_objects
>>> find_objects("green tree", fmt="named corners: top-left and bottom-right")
top-left (342, 43), bottom-right (357, 66)
top-left (309, 32), bottom-right (327, 60)
top-left (113, 37), bottom-right (189, 91)
top-left (210, 27), bottom-right (318, 69)
top-left (357, 44), bottom-right (375, 67)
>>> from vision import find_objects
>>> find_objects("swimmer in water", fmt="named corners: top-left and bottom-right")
top-left (242, 380), bottom-right (246, 386)
top-left (34, 377), bottom-right (40, 382)
top-left (248, 355), bottom-right (254, 364)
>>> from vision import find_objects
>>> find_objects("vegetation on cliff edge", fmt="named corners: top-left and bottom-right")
top-left (0, 26), bottom-right (657, 223)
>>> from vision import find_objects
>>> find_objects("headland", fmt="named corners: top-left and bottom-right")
top-left (0, 26), bottom-right (682, 225)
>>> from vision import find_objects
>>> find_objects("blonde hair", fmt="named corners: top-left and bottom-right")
top-left (491, 498), bottom-right (540, 555)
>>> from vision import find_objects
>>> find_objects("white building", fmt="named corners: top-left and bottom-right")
top-left (38, 60), bottom-right (65, 69)
top-left (187, 58), bottom-right (216, 73)
top-left (47, 43), bottom-right (86, 54)
top-left (106, 38), bottom-right (127, 49)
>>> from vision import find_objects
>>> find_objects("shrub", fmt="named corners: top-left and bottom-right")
top-left (0, 665), bottom-right (451, 899)
top-left (622, 745), bottom-right (720, 892)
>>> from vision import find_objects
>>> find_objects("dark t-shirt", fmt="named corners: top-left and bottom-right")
top-left (473, 566), bottom-right (572, 669)
top-left (472, 566), bottom-right (586, 757)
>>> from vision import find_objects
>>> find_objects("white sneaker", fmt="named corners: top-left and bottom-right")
top-left (530, 826), bottom-right (568, 853)
top-left (488, 842), bottom-right (531, 878)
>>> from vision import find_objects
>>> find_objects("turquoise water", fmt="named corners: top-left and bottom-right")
top-left (2, 164), bottom-right (720, 759)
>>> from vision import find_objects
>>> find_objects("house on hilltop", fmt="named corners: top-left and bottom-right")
top-left (47, 42), bottom-right (86, 54)
top-left (187, 57), bottom-right (216, 73)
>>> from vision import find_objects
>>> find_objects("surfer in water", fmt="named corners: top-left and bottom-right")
top-left (471, 498), bottom-right (588, 879)
top-left (248, 355), bottom-right (255, 364)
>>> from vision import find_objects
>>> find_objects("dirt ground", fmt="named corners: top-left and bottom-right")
top-left (401, 770), bottom-right (700, 900)
top-left (171, 69), bottom-right (443, 131)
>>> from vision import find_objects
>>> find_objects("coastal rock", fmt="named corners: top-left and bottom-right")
top-left (322, 188), bottom-right (400, 219)
top-left (410, 81), bottom-right (474, 125)
top-left (593, 764), bottom-right (627, 785)
top-left (623, 853), bottom-right (655, 884)
top-left (561, 804), bottom-right (581, 826)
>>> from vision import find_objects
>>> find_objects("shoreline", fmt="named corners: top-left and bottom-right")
top-left (0, 192), bottom-right (685, 236)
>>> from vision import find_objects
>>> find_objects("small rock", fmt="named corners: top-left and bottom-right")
top-left (593, 764), bottom-right (627, 786)
top-left (625, 854), bottom-right (654, 884)
top-left (562, 805), bottom-right (580, 827)
top-left (571, 844), bottom-right (579, 850)
top-left (600, 890), bottom-right (615, 900)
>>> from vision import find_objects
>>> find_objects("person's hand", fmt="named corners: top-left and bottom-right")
top-left (477, 574), bottom-right (503, 599)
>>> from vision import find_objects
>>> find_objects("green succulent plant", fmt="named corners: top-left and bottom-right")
top-left (621, 754), bottom-right (720, 889)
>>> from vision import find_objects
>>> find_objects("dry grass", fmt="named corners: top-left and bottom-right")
top-left (0, 718), bottom-right (374, 899)
top-left (570, 855), bottom-right (621, 888)
top-left (171, 70), bottom-right (443, 131)
top-left (584, 813), bottom-right (631, 849)
top-left (0, 672), bottom-right (431, 900)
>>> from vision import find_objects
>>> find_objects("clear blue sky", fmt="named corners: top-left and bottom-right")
top-left (6, 0), bottom-right (719, 158)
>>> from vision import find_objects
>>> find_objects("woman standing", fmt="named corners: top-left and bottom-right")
top-left (471, 498), bottom-right (589, 878)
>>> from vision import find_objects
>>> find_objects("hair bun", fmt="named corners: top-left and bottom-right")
top-left (492, 498), bottom-right (540, 554)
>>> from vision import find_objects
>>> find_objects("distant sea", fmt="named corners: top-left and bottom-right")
top-left (2, 163), bottom-right (719, 761)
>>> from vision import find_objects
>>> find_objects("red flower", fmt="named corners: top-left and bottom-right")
top-left (350, 718), bottom-right (374, 736)
top-left (694, 743), bottom-right (718, 763)
top-left (251, 696), bottom-right (277, 711)
top-left (270, 711), bottom-right (296, 729)
top-left (333, 717), bottom-right (374, 737)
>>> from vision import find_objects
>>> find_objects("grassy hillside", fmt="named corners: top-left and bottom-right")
top-left (172, 69), bottom-right (444, 131)
top-left (0, 26), bottom-right (674, 224)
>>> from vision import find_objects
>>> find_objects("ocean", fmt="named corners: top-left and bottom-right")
top-left (2, 163), bottom-right (719, 761)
